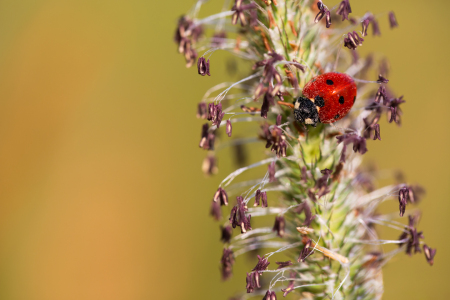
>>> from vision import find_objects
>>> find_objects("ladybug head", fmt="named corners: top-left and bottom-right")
top-left (293, 96), bottom-right (320, 127)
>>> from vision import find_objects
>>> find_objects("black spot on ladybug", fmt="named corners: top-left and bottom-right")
top-left (339, 96), bottom-right (344, 104)
top-left (314, 96), bottom-right (325, 107)
top-left (326, 79), bottom-right (334, 85)
top-left (353, 96), bottom-right (356, 103)
top-left (334, 114), bottom-right (340, 119)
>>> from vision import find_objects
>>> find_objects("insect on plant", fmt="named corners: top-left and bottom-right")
top-left (174, 0), bottom-right (436, 299)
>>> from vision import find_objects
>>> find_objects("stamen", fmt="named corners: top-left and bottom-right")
top-left (194, 11), bottom-right (235, 27)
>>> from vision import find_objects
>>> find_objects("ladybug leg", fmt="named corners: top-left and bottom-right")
top-left (300, 121), bottom-right (308, 131)
top-left (277, 101), bottom-right (295, 109)
top-left (293, 121), bottom-right (307, 136)
top-left (293, 97), bottom-right (319, 127)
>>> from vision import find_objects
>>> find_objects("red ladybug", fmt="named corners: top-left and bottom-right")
top-left (293, 72), bottom-right (357, 127)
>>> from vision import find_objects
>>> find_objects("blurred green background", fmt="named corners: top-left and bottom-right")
top-left (0, 0), bottom-right (447, 299)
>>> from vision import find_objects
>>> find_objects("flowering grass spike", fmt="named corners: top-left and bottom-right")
top-left (174, 0), bottom-right (436, 299)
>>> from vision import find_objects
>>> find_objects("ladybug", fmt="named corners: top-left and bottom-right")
top-left (293, 72), bottom-right (357, 127)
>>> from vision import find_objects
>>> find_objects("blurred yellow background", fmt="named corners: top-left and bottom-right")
top-left (0, 0), bottom-right (447, 299)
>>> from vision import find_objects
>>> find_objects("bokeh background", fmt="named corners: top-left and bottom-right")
top-left (0, 0), bottom-right (447, 299)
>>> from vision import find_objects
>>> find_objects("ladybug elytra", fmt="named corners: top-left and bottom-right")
top-left (293, 72), bottom-right (357, 127)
